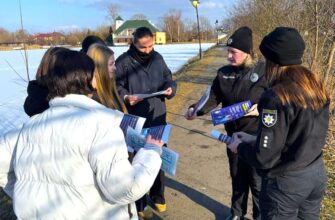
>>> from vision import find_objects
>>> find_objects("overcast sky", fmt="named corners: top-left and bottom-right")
top-left (0, 0), bottom-right (235, 33)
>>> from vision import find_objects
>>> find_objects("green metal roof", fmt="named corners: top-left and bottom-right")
top-left (114, 20), bottom-right (159, 35)
top-left (115, 16), bottom-right (123, 21)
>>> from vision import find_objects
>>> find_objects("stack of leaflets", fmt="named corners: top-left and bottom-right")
top-left (211, 100), bottom-right (252, 126)
top-left (119, 114), bottom-right (146, 136)
top-left (125, 125), bottom-right (179, 176)
top-left (118, 113), bottom-right (146, 153)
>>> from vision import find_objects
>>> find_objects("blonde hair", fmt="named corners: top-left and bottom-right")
top-left (87, 44), bottom-right (127, 113)
top-left (265, 59), bottom-right (329, 110)
top-left (243, 53), bottom-right (256, 68)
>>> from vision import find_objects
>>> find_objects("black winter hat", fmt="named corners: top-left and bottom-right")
top-left (226, 26), bottom-right (253, 54)
top-left (81, 35), bottom-right (106, 53)
top-left (259, 27), bottom-right (305, 66)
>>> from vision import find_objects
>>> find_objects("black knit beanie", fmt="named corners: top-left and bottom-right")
top-left (81, 35), bottom-right (106, 53)
top-left (259, 27), bottom-right (305, 66)
top-left (226, 26), bottom-right (253, 54)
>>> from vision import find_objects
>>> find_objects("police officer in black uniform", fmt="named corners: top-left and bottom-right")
top-left (228, 27), bottom-right (329, 220)
top-left (186, 26), bottom-right (267, 220)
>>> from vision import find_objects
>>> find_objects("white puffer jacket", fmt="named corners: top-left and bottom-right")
top-left (0, 94), bottom-right (162, 220)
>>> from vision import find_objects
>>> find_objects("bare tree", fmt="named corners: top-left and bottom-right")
top-left (160, 9), bottom-right (184, 42)
top-left (224, 0), bottom-right (335, 103)
top-left (0, 27), bottom-right (12, 43)
top-left (200, 16), bottom-right (214, 41)
top-left (95, 25), bottom-right (110, 39)
top-left (107, 3), bottom-right (120, 29)
top-left (131, 14), bottom-right (148, 20)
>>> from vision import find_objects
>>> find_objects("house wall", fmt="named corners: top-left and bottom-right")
top-left (155, 32), bottom-right (166, 44)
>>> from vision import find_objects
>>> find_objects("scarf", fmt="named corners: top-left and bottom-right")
top-left (128, 43), bottom-right (154, 66)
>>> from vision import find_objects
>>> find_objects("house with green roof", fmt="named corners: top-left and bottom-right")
top-left (113, 16), bottom-right (166, 45)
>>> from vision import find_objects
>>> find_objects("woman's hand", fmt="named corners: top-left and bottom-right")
top-left (125, 95), bottom-right (143, 106)
top-left (184, 107), bottom-right (197, 120)
top-left (227, 137), bottom-right (242, 153)
top-left (232, 132), bottom-right (257, 144)
top-left (146, 135), bottom-right (163, 147)
top-left (164, 87), bottom-right (173, 96)
top-left (245, 104), bottom-right (259, 117)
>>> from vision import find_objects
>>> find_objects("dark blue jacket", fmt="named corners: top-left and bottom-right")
top-left (115, 50), bottom-right (177, 127)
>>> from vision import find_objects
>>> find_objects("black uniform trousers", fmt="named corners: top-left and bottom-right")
top-left (260, 158), bottom-right (326, 220)
top-left (227, 149), bottom-right (261, 219)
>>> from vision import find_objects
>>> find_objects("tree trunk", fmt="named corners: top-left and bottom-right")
top-left (311, 0), bottom-right (319, 72)
top-left (324, 41), bottom-right (335, 86)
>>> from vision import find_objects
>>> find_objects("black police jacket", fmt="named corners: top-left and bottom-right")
top-left (238, 89), bottom-right (329, 178)
top-left (115, 51), bottom-right (177, 128)
top-left (197, 61), bottom-right (267, 135)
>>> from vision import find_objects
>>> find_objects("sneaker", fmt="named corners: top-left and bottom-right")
top-left (154, 203), bottom-right (167, 212)
top-left (138, 206), bottom-right (153, 219)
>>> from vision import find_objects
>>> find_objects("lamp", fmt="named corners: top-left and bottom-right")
top-left (190, 0), bottom-right (202, 59)
top-left (215, 19), bottom-right (219, 45)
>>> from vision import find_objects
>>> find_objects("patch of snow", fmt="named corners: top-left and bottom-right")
top-left (0, 43), bottom-right (214, 135)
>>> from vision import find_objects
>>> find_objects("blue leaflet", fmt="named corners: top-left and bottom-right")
top-left (211, 100), bottom-right (252, 126)
top-left (126, 127), bottom-right (146, 152)
top-left (211, 130), bottom-right (233, 144)
top-left (161, 147), bottom-right (179, 176)
top-left (119, 113), bottom-right (146, 136)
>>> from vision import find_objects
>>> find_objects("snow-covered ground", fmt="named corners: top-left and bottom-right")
top-left (0, 43), bottom-right (214, 135)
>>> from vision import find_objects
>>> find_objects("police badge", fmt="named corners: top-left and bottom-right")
top-left (227, 38), bottom-right (233, 45)
top-left (250, 72), bottom-right (259, 82)
top-left (262, 109), bottom-right (277, 127)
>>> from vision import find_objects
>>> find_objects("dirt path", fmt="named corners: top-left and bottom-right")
top-left (147, 46), bottom-right (254, 220)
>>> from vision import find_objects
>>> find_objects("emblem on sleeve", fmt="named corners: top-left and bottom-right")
top-left (227, 38), bottom-right (233, 45)
top-left (262, 109), bottom-right (277, 127)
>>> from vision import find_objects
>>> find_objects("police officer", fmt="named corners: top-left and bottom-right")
top-left (186, 26), bottom-right (267, 220)
top-left (228, 27), bottom-right (329, 220)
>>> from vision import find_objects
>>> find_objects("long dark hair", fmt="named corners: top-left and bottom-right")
top-left (36, 47), bottom-right (68, 85)
top-left (265, 59), bottom-right (329, 110)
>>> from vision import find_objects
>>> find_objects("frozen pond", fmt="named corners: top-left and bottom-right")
top-left (0, 43), bottom-right (214, 135)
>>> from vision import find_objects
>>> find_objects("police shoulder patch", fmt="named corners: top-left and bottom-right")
top-left (227, 38), bottom-right (233, 45)
top-left (262, 109), bottom-right (277, 127)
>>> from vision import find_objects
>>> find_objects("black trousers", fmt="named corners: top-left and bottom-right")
top-left (227, 149), bottom-right (261, 220)
top-left (260, 158), bottom-right (326, 220)
top-left (135, 169), bottom-right (165, 211)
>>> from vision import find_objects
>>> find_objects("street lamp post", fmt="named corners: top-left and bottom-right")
top-left (215, 19), bottom-right (219, 45)
top-left (190, 0), bottom-right (202, 59)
